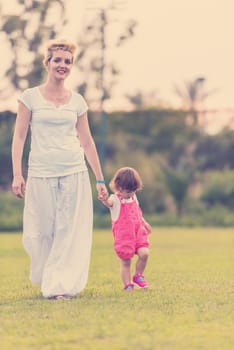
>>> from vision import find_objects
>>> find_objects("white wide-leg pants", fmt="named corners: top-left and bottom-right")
top-left (23, 171), bottom-right (93, 298)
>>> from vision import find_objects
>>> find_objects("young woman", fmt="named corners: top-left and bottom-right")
top-left (11, 39), bottom-right (107, 300)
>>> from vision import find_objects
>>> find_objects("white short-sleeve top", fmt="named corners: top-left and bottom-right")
top-left (19, 86), bottom-right (88, 177)
top-left (109, 193), bottom-right (139, 221)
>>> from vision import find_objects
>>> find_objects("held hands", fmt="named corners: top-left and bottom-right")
top-left (96, 183), bottom-right (109, 201)
top-left (96, 182), bottom-right (113, 208)
top-left (12, 175), bottom-right (26, 199)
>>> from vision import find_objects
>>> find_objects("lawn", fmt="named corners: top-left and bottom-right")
top-left (0, 228), bottom-right (233, 350)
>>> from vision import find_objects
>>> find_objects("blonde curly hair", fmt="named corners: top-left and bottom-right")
top-left (43, 39), bottom-right (77, 66)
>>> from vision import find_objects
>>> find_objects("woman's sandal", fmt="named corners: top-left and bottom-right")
top-left (48, 294), bottom-right (73, 300)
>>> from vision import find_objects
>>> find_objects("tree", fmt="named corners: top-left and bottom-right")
top-left (0, 0), bottom-right (66, 97)
top-left (174, 77), bottom-right (215, 127)
top-left (0, 1), bottom-right (137, 106)
top-left (74, 7), bottom-right (137, 107)
top-left (0, 111), bottom-right (16, 189)
top-left (201, 170), bottom-right (234, 209)
top-left (73, 6), bottom-right (137, 171)
top-left (164, 167), bottom-right (191, 216)
top-left (194, 130), bottom-right (234, 170)
top-left (125, 89), bottom-right (158, 110)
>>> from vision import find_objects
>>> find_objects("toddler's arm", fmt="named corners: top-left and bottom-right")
top-left (100, 195), bottom-right (114, 208)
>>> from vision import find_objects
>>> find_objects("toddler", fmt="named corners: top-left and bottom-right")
top-left (101, 167), bottom-right (151, 291)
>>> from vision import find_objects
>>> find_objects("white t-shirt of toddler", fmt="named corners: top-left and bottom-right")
top-left (109, 194), bottom-right (139, 221)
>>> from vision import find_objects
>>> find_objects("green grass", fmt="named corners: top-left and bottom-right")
top-left (0, 228), bottom-right (233, 350)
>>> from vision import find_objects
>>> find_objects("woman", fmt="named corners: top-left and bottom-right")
top-left (11, 39), bottom-right (108, 300)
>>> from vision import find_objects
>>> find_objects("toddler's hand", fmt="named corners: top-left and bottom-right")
top-left (144, 221), bottom-right (152, 234)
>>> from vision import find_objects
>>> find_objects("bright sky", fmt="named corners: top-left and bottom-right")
top-left (1, 0), bottom-right (234, 115)
top-left (64, 0), bottom-right (234, 110)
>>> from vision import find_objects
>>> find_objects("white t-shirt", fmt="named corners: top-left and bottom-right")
top-left (109, 193), bottom-right (139, 221)
top-left (19, 87), bottom-right (88, 177)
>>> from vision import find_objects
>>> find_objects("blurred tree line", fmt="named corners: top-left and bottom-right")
top-left (0, 0), bottom-right (234, 229)
top-left (1, 107), bottom-right (234, 229)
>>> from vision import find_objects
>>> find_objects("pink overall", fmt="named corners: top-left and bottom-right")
top-left (112, 195), bottom-right (150, 260)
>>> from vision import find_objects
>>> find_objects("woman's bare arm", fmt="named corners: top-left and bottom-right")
top-left (11, 102), bottom-right (31, 198)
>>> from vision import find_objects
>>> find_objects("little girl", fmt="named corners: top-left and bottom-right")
top-left (101, 167), bottom-right (151, 291)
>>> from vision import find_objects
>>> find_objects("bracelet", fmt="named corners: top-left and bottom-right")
top-left (96, 179), bottom-right (105, 184)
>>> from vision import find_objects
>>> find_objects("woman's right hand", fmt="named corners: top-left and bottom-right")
top-left (12, 175), bottom-right (26, 198)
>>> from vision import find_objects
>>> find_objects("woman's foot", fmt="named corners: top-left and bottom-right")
top-left (48, 294), bottom-right (73, 300)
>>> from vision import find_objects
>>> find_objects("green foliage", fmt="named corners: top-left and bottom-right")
top-left (107, 108), bottom-right (195, 156)
top-left (201, 170), bottom-right (234, 208)
top-left (146, 206), bottom-right (234, 227)
top-left (0, 191), bottom-right (23, 231)
top-left (0, 111), bottom-right (30, 190)
top-left (0, 111), bottom-right (15, 189)
top-left (174, 77), bottom-right (215, 126)
top-left (164, 168), bottom-right (191, 216)
top-left (195, 130), bottom-right (234, 170)
top-left (1, 106), bottom-right (234, 226)
top-left (199, 205), bottom-right (234, 226)
top-left (0, 229), bottom-right (233, 349)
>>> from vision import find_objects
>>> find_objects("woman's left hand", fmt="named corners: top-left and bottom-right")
top-left (96, 183), bottom-right (108, 201)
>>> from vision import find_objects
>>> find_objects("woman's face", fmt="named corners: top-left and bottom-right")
top-left (47, 49), bottom-right (73, 81)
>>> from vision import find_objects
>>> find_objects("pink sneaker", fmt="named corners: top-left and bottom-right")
top-left (124, 283), bottom-right (134, 291)
top-left (133, 274), bottom-right (149, 288)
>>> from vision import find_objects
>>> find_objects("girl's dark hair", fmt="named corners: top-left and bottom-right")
top-left (109, 167), bottom-right (143, 192)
